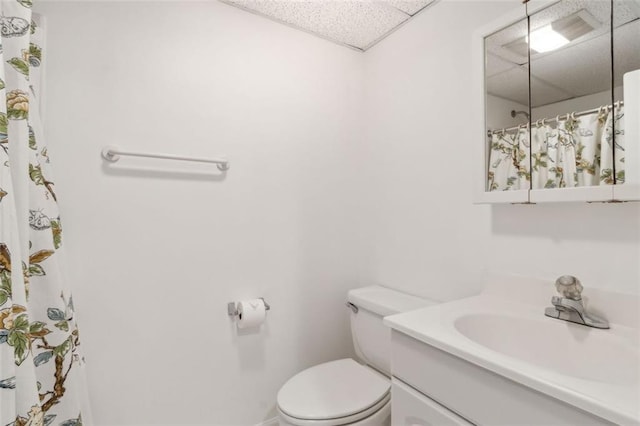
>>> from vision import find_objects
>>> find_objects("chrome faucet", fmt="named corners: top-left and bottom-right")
top-left (544, 275), bottom-right (609, 329)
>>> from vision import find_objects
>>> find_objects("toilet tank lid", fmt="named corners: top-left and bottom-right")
top-left (347, 286), bottom-right (435, 316)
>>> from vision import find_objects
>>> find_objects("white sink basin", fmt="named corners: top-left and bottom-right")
top-left (384, 277), bottom-right (640, 425)
top-left (454, 313), bottom-right (639, 385)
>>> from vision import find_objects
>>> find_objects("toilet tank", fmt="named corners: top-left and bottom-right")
top-left (347, 286), bottom-right (435, 376)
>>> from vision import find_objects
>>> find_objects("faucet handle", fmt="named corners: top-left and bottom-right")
top-left (554, 275), bottom-right (583, 300)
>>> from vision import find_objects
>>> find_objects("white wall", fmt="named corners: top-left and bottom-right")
top-left (35, 1), bottom-right (363, 425)
top-left (486, 95), bottom-right (528, 130)
top-left (33, 0), bottom-right (640, 425)
top-left (361, 0), bottom-right (640, 302)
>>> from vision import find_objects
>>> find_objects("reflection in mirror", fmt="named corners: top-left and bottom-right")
top-left (484, 18), bottom-right (530, 192)
top-left (613, 0), bottom-right (640, 185)
top-left (527, 0), bottom-right (634, 190)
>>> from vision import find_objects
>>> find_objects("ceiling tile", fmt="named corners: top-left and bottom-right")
top-left (486, 53), bottom-right (518, 78)
top-left (614, 18), bottom-right (640, 85)
top-left (530, 76), bottom-right (575, 107)
top-left (379, 0), bottom-right (436, 16)
top-left (486, 67), bottom-right (530, 106)
top-left (530, 34), bottom-right (611, 102)
top-left (486, 0), bottom-right (640, 107)
top-left (530, 0), bottom-right (639, 33)
top-left (529, 18), bottom-right (639, 105)
top-left (222, 0), bottom-right (413, 50)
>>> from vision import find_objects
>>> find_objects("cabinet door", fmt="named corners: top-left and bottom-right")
top-left (474, 7), bottom-right (531, 204)
top-left (391, 378), bottom-right (472, 426)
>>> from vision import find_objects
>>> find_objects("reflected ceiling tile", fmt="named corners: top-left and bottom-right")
top-left (486, 53), bottom-right (518, 77)
top-left (486, 67), bottom-right (530, 106)
top-left (379, 0), bottom-right (436, 16)
top-left (222, 0), bottom-right (413, 50)
top-left (530, 76), bottom-right (576, 107)
top-left (531, 0), bottom-right (640, 32)
top-left (530, 34), bottom-right (611, 100)
top-left (614, 19), bottom-right (640, 79)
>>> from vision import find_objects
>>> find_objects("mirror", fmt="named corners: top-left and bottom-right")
top-left (480, 0), bottom-right (640, 201)
top-left (529, 0), bottom-right (614, 190)
top-left (484, 17), bottom-right (530, 193)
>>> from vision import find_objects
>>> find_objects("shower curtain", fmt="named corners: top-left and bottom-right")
top-left (0, 2), bottom-right (91, 425)
top-left (530, 106), bottom-right (625, 189)
top-left (487, 126), bottom-right (531, 191)
top-left (488, 105), bottom-right (625, 191)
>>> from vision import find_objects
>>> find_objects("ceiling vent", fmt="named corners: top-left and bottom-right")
top-left (552, 10), bottom-right (600, 41)
top-left (501, 9), bottom-right (600, 59)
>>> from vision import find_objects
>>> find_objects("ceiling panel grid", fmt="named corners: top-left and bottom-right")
top-left (221, 0), bottom-right (437, 51)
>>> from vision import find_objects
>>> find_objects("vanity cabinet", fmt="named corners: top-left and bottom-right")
top-left (390, 330), bottom-right (614, 426)
top-left (392, 379), bottom-right (472, 426)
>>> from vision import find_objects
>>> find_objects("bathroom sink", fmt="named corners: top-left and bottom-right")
top-left (454, 313), bottom-right (639, 384)
top-left (384, 275), bottom-right (640, 425)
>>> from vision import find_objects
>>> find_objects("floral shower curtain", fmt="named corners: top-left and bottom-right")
top-left (488, 105), bottom-right (625, 191)
top-left (487, 126), bottom-right (531, 191)
top-left (0, 2), bottom-right (91, 425)
top-left (599, 105), bottom-right (625, 185)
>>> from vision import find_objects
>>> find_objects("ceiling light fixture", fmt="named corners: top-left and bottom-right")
top-left (528, 25), bottom-right (570, 53)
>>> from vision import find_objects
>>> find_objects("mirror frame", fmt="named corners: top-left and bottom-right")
top-left (473, 0), bottom-right (640, 204)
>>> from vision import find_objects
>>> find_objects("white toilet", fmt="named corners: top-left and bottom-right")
top-left (277, 286), bottom-right (434, 426)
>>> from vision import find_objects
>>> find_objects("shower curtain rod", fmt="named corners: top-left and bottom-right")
top-left (487, 101), bottom-right (624, 136)
top-left (101, 145), bottom-right (230, 171)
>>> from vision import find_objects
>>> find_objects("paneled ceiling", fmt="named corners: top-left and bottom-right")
top-left (220, 0), bottom-right (438, 51)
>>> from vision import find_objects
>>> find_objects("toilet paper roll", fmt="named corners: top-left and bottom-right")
top-left (237, 299), bottom-right (266, 329)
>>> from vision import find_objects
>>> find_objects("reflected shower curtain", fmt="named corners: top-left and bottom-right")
top-left (487, 127), bottom-right (531, 191)
top-left (0, 2), bottom-right (91, 425)
top-left (489, 105), bottom-right (625, 191)
top-left (600, 105), bottom-right (625, 185)
top-left (530, 106), bottom-right (625, 189)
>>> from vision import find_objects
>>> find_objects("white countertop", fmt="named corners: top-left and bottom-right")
top-left (384, 281), bottom-right (640, 425)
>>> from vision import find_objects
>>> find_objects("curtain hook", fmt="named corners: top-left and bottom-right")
top-left (570, 111), bottom-right (577, 121)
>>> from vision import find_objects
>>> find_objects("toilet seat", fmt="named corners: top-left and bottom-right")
top-left (278, 395), bottom-right (390, 426)
top-left (277, 358), bottom-right (390, 426)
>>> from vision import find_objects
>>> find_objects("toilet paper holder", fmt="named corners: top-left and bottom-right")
top-left (227, 298), bottom-right (271, 317)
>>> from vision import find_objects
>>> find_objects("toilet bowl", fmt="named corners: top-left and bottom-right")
top-left (276, 286), bottom-right (434, 426)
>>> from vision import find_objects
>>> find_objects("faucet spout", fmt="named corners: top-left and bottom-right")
top-left (544, 277), bottom-right (609, 329)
